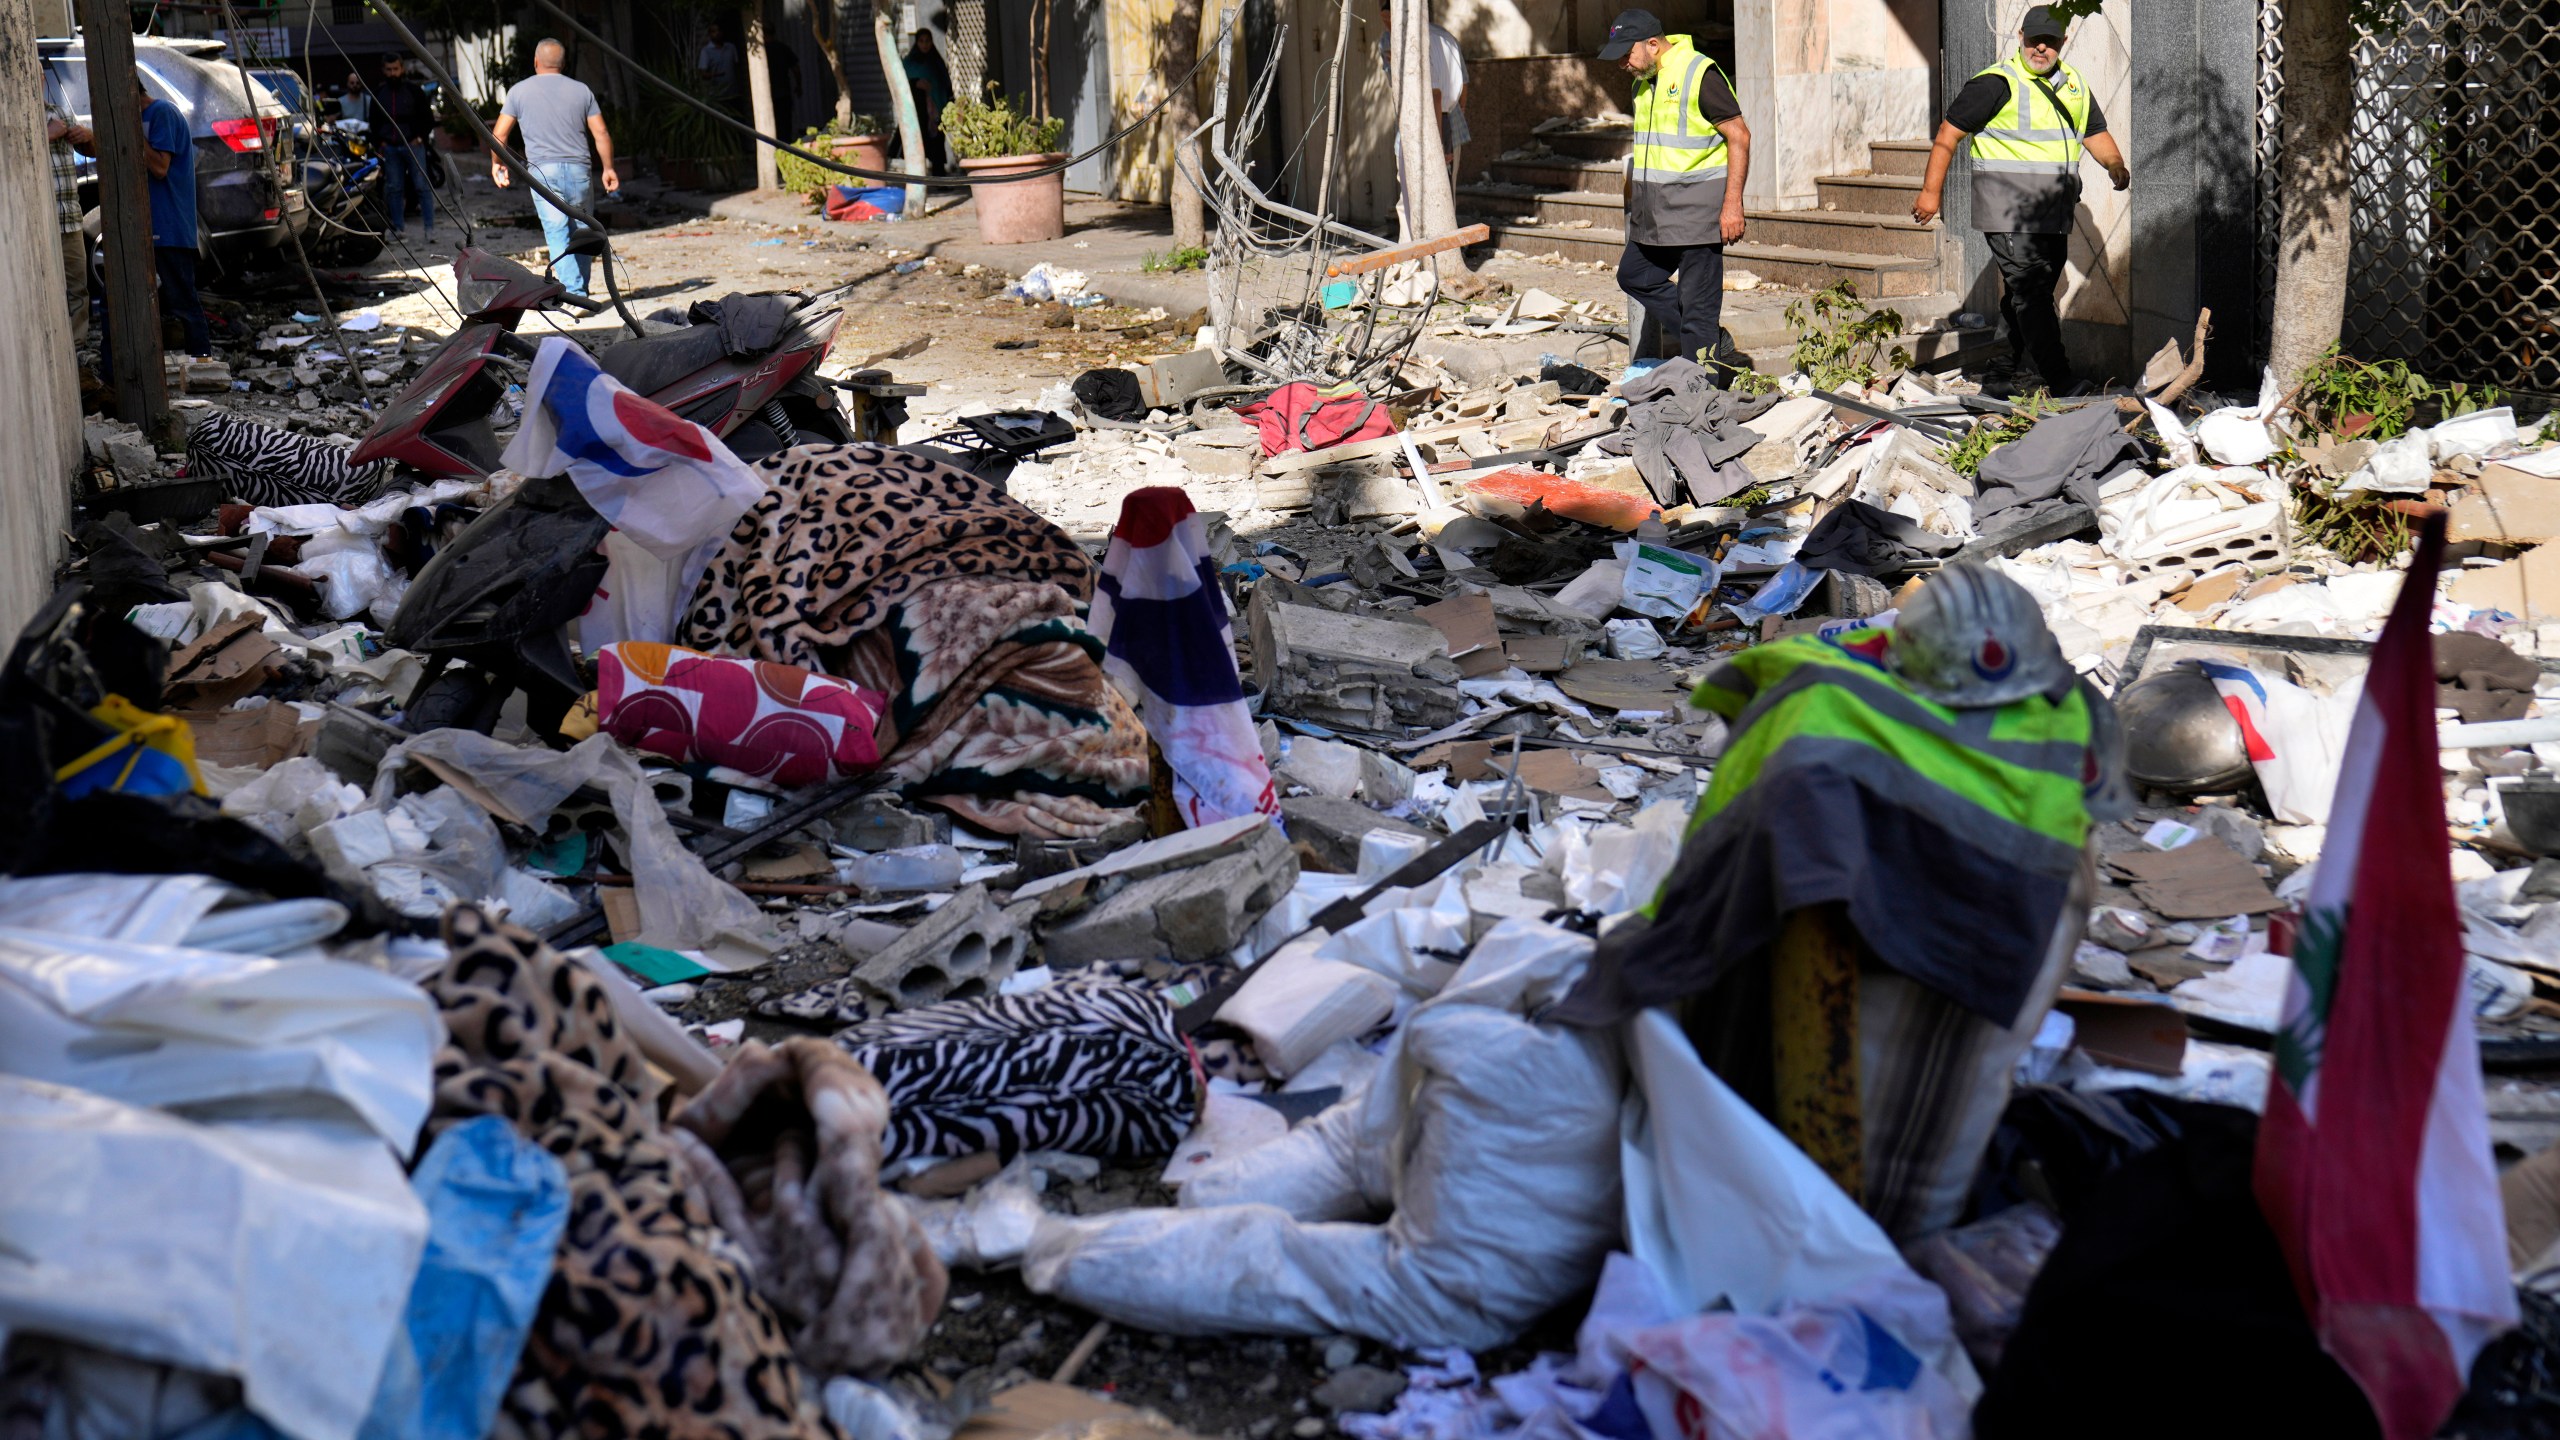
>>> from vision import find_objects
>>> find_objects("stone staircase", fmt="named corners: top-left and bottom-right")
top-left (1462, 133), bottom-right (1947, 299)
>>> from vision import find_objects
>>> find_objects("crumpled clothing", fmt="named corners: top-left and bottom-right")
top-left (419, 906), bottom-right (841, 1440)
top-left (2437, 631), bottom-right (2540, 723)
top-left (1074, 366), bottom-right (1147, 423)
top-left (186, 410), bottom-right (390, 509)
top-left (669, 1037), bottom-right (947, 1378)
top-left (690, 292), bottom-right (795, 356)
top-left (1090, 487), bottom-right (1278, 827)
top-left (1971, 399), bottom-right (2146, 528)
top-left (1593, 358), bottom-right (1780, 506)
top-left (1235, 382), bottom-right (1398, 458)
top-left (1797, 498), bottom-right (1965, 576)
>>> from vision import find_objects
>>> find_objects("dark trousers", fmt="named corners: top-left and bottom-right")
top-left (382, 140), bottom-right (434, 232)
top-left (97, 244), bottom-right (210, 383)
top-left (1988, 230), bottom-right (2070, 386)
top-left (1618, 238), bottom-right (1725, 367)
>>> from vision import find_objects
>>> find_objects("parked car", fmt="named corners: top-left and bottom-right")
top-left (41, 36), bottom-right (310, 277)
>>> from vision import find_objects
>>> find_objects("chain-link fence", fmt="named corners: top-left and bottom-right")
top-left (2256, 0), bottom-right (2560, 401)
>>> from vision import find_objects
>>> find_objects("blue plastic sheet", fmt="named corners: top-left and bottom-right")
top-left (359, 1116), bottom-right (569, 1440)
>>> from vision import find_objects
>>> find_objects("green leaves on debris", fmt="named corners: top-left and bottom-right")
top-left (1785, 280), bottom-right (1912, 393)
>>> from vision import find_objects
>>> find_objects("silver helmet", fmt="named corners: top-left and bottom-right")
top-left (1885, 563), bottom-right (2072, 708)
top-left (2113, 664), bottom-right (2256, 793)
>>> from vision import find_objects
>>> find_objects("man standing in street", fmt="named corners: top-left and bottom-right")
top-left (490, 40), bottom-right (619, 299)
top-left (138, 69), bottom-right (208, 357)
top-left (368, 53), bottom-right (437, 240)
top-left (697, 21), bottom-right (743, 114)
top-left (1599, 9), bottom-right (1750, 374)
top-left (1911, 5), bottom-right (2128, 394)
top-left (44, 73), bottom-right (91, 347)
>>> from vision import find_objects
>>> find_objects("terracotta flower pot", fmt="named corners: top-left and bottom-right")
top-left (826, 132), bottom-right (891, 178)
top-left (959, 153), bottom-right (1066, 245)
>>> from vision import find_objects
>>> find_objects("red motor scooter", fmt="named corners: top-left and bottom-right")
top-left (350, 247), bottom-right (911, 477)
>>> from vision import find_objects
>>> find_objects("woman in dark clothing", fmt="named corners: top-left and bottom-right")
top-left (903, 30), bottom-right (954, 173)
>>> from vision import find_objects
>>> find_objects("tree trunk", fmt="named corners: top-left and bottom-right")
top-left (1166, 0), bottom-right (1206, 248)
top-left (2268, 0), bottom-right (2354, 387)
top-left (747, 9), bottom-right (780, 190)
top-left (876, 1), bottom-right (926, 212)
top-left (810, 0), bottom-right (855, 126)
top-left (1391, 0), bottom-right (1457, 264)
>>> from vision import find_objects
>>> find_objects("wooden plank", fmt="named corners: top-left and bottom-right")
top-left (1326, 223), bottom-right (1491, 277)
top-left (77, 0), bottom-right (171, 437)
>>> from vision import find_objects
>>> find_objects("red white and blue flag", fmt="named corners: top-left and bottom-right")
top-left (2255, 511), bottom-right (2514, 1438)
top-left (501, 337), bottom-right (765, 647)
top-left (1088, 487), bottom-right (1278, 828)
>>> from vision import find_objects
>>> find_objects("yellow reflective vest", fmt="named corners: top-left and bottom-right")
top-left (1966, 53), bottom-right (2091, 234)
top-left (1626, 35), bottom-right (1732, 246)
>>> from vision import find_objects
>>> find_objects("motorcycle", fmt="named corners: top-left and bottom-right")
top-left (366, 247), bottom-right (921, 736)
top-left (300, 117), bottom-right (387, 266)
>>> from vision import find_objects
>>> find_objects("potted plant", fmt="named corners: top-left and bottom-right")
top-left (943, 88), bottom-right (1067, 245)
top-left (780, 116), bottom-right (888, 195)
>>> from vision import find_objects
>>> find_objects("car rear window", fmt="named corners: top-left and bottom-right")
top-left (45, 50), bottom-right (276, 128)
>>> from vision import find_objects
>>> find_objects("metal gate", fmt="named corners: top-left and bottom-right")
top-left (2255, 0), bottom-right (2560, 401)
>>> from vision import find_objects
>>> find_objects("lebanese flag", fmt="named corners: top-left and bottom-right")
top-left (2254, 510), bottom-right (2515, 1438)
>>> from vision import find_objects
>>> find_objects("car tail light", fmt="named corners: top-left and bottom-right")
top-left (261, 209), bottom-right (279, 221)
top-left (212, 118), bottom-right (265, 151)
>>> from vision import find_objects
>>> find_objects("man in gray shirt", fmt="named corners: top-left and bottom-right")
top-left (489, 39), bottom-right (618, 298)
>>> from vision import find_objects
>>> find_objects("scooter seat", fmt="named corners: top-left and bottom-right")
top-left (594, 324), bottom-right (731, 398)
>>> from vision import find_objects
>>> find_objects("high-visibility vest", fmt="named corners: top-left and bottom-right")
top-left (1965, 53), bottom-right (2091, 235)
top-left (1652, 627), bottom-right (2100, 918)
top-left (1625, 36), bottom-right (1732, 246)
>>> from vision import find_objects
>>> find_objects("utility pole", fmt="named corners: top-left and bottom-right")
top-left (747, 6), bottom-right (779, 191)
top-left (76, 0), bottom-right (171, 439)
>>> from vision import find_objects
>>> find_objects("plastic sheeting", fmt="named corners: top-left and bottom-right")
top-left (0, 1077), bottom-right (429, 1440)
top-left (1619, 1009), bottom-right (1976, 1395)
top-left (0, 924), bottom-right (441, 1150)
top-left (373, 729), bottom-right (773, 963)
top-left (1022, 919), bottom-right (1623, 1349)
top-left (358, 1117), bottom-right (569, 1440)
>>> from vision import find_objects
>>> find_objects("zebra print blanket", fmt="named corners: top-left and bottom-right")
top-left (837, 975), bottom-right (1199, 1165)
top-left (183, 410), bottom-right (390, 509)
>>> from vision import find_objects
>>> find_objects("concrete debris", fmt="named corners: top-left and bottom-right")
top-left (844, 885), bottom-right (1035, 1007)
top-left (1043, 821), bottom-right (1298, 966)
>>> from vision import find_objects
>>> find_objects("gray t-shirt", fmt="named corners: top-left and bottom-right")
top-left (501, 73), bottom-right (600, 167)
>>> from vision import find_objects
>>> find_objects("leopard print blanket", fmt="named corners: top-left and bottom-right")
top-left (421, 907), bottom-right (842, 1440)
top-left (680, 444), bottom-right (1147, 838)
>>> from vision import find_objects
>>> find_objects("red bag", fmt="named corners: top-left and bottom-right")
top-left (1234, 382), bottom-right (1398, 458)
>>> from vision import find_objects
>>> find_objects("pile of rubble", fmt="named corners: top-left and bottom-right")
top-left (22, 217), bottom-right (2560, 1440)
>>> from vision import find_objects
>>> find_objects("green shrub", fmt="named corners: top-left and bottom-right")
top-left (942, 87), bottom-right (1065, 160)
top-left (776, 116), bottom-right (888, 194)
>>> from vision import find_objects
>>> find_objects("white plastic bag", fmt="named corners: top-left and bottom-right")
top-left (1614, 542), bottom-right (1711, 620)
top-left (2193, 368), bottom-right (2284, 467)
top-left (1621, 1280), bottom-right (1975, 1440)
top-left (0, 1078), bottom-right (428, 1440)
top-left (0, 924), bottom-right (441, 1150)
top-left (1023, 919), bottom-right (1622, 1348)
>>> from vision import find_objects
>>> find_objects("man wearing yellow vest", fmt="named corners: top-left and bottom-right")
top-left (1599, 10), bottom-right (1750, 374)
top-left (1912, 5), bottom-right (2129, 394)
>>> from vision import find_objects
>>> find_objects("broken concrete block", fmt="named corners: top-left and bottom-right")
top-left (1014, 812), bottom-right (1275, 903)
top-left (1855, 427), bottom-right (1964, 503)
top-left (1173, 440), bottom-right (1254, 476)
top-left (1281, 794), bottom-right (1434, 873)
top-left (825, 795), bottom-right (952, 852)
top-left (1138, 348), bottom-right (1224, 409)
top-left (848, 885), bottom-right (1032, 1007)
top-left (1043, 821), bottom-right (1298, 966)
top-left (1358, 747), bottom-right (1417, 806)
top-left (1736, 395), bottom-right (1833, 479)
top-left (1249, 590), bottom-right (1466, 731)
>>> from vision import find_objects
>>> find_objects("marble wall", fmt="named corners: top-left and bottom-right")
top-left (1731, 0), bottom-right (1935, 209)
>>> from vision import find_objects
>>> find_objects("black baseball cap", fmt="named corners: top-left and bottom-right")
top-left (2020, 5), bottom-right (2068, 40)
top-left (1598, 10), bottom-right (1665, 60)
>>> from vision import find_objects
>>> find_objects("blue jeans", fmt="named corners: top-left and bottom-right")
top-left (381, 140), bottom-right (433, 233)
top-left (530, 162), bottom-right (594, 297)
